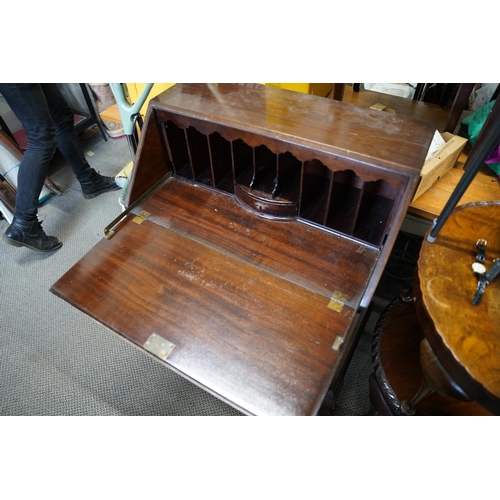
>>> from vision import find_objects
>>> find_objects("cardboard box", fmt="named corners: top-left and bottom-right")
top-left (412, 132), bottom-right (468, 201)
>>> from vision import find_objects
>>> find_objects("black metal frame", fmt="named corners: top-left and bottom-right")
top-left (428, 97), bottom-right (500, 243)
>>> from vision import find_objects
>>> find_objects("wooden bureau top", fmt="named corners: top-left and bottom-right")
top-left (150, 83), bottom-right (435, 176)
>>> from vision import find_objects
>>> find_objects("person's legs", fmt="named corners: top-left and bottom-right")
top-left (40, 84), bottom-right (120, 198)
top-left (0, 83), bottom-right (57, 220)
top-left (0, 83), bottom-right (62, 252)
top-left (40, 83), bottom-right (94, 180)
top-left (1, 83), bottom-right (120, 252)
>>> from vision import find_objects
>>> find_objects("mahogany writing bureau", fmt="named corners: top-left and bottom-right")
top-left (51, 84), bottom-right (435, 415)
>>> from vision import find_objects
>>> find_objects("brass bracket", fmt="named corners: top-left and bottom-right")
top-left (332, 336), bottom-right (345, 351)
top-left (132, 211), bottom-right (150, 225)
top-left (143, 333), bottom-right (175, 361)
top-left (327, 291), bottom-right (348, 313)
top-left (104, 172), bottom-right (171, 239)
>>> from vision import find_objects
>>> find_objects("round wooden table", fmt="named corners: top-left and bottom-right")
top-left (415, 201), bottom-right (500, 414)
top-left (369, 294), bottom-right (491, 416)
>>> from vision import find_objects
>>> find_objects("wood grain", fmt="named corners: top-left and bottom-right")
top-left (51, 205), bottom-right (356, 416)
top-left (417, 201), bottom-right (500, 405)
top-left (151, 83), bottom-right (435, 177)
top-left (340, 85), bottom-right (466, 133)
top-left (134, 177), bottom-right (378, 304)
top-left (137, 84), bottom-right (435, 309)
top-left (125, 107), bottom-right (171, 205)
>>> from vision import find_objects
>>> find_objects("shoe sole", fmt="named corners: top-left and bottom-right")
top-left (83, 184), bottom-right (121, 200)
top-left (3, 234), bottom-right (63, 252)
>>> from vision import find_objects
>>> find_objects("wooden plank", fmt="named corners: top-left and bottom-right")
top-left (99, 103), bottom-right (122, 124)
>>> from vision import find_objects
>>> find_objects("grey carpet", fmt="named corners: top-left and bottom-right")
top-left (0, 127), bottom-right (420, 416)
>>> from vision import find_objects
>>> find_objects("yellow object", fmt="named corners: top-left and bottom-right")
top-left (369, 103), bottom-right (396, 114)
top-left (115, 160), bottom-right (134, 187)
top-left (124, 83), bottom-right (175, 116)
top-left (264, 83), bottom-right (334, 97)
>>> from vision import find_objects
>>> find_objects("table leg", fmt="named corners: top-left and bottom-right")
top-left (401, 338), bottom-right (472, 415)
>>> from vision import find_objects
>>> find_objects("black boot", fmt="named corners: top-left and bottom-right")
top-left (3, 217), bottom-right (62, 252)
top-left (79, 168), bottom-right (121, 199)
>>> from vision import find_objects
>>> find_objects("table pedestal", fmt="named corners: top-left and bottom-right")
top-left (369, 293), bottom-right (491, 416)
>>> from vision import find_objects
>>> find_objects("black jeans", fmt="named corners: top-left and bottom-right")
top-left (0, 83), bottom-right (92, 220)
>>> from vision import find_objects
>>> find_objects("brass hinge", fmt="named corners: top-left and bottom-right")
top-left (143, 333), bottom-right (175, 361)
top-left (132, 211), bottom-right (150, 225)
top-left (327, 291), bottom-right (348, 313)
top-left (104, 171), bottom-right (171, 239)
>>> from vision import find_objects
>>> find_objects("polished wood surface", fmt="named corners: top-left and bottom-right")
top-left (340, 85), bottom-right (465, 133)
top-left (416, 201), bottom-right (500, 413)
top-left (51, 177), bottom-right (377, 416)
top-left (147, 83), bottom-right (434, 177)
top-left (51, 84), bottom-right (436, 415)
top-left (132, 84), bottom-right (436, 308)
top-left (370, 297), bottom-right (490, 416)
top-left (136, 177), bottom-right (379, 301)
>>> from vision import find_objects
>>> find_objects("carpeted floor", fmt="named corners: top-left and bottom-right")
top-left (0, 127), bottom-right (421, 416)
